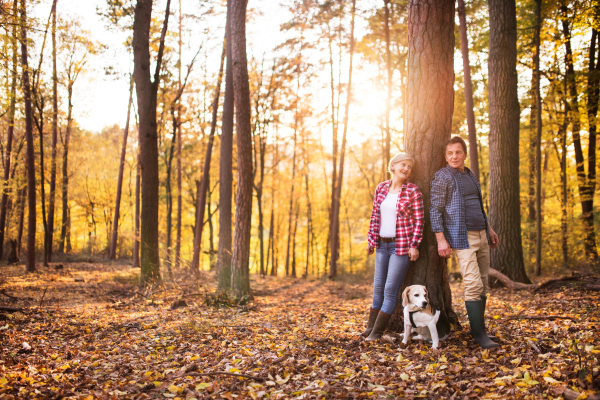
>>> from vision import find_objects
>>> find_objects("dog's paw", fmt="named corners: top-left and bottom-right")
top-left (401, 340), bottom-right (408, 346)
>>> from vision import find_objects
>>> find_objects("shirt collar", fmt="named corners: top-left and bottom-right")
top-left (383, 180), bottom-right (408, 191)
top-left (445, 164), bottom-right (472, 176)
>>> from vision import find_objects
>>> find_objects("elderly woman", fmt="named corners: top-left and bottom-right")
top-left (363, 153), bottom-right (424, 341)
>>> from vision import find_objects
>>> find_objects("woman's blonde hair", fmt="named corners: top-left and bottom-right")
top-left (388, 153), bottom-right (415, 174)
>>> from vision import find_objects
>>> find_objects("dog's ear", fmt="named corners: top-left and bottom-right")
top-left (402, 287), bottom-right (410, 307)
top-left (424, 287), bottom-right (430, 304)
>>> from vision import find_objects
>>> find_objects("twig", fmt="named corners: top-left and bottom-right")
top-left (0, 290), bottom-right (20, 300)
top-left (185, 371), bottom-right (265, 382)
top-left (507, 315), bottom-right (575, 321)
top-left (38, 287), bottom-right (48, 309)
top-left (526, 339), bottom-right (541, 354)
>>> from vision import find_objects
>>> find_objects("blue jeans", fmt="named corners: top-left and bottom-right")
top-left (372, 240), bottom-right (410, 315)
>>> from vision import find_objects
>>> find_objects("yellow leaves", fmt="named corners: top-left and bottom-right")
top-left (190, 355), bottom-right (199, 361)
top-left (438, 354), bottom-right (447, 363)
top-left (195, 382), bottom-right (211, 390)
top-left (544, 376), bottom-right (562, 384)
top-left (168, 384), bottom-right (183, 394)
top-left (153, 381), bottom-right (162, 387)
top-left (510, 357), bottom-right (521, 366)
top-left (0, 376), bottom-right (8, 386)
top-left (51, 354), bottom-right (58, 360)
top-left (229, 368), bottom-right (241, 373)
top-left (396, 354), bottom-right (404, 362)
top-left (166, 345), bottom-right (174, 351)
top-left (400, 373), bottom-right (410, 381)
top-left (493, 315), bottom-right (501, 319)
top-left (275, 371), bottom-right (290, 384)
top-left (144, 371), bottom-right (153, 377)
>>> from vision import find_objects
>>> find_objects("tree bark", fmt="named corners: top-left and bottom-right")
top-left (457, 0), bottom-right (479, 180)
top-left (59, 80), bottom-right (72, 254)
top-left (17, 185), bottom-right (26, 259)
top-left (132, 0), bottom-right (171, 285)
top-left (330, 0), bottom-right (356, 280)
top-left (217, 1), bottom-right (234, 291)
top-left (47, 0), bottom-right (58, 263)
top-left (20, 0), bottom-right (36, 272)
top-left (391, 0), bottom-right (457, 336)
top-left (534, 0), bottom-right (542, 276)
top-left (284, 128), bottom-right (297, 277)
top-left (175, 0), bottom-right (183, 270)
top-left (191, 39), bottom-right (225, 273)
top-left (487, 0), bottom-right (530, 284)
top-left (133, 153), bottom-right (141, 268)
top-left (229, 0), bottom-right (253, 298)
top-left (0, 0), bottom-right (18, 260)
top-left (561, 9), bottom-right (598, 261)
top-left (109, 76), bottom-right (134, 260)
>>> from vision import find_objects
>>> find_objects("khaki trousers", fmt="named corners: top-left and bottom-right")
top-left (454, 230), bottom-right (489, 301)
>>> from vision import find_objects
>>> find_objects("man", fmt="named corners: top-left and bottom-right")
top-left (430, 136), bottom-right (499, 349)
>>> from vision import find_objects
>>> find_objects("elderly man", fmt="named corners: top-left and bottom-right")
top-left (430, 136), bottom-right (499, 349)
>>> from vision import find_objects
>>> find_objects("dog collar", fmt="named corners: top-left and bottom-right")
top-left (408, 311), bottom-right (418, 329)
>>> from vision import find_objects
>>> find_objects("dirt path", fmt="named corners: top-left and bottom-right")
top-left (0, 262), bottom-right (598, 399)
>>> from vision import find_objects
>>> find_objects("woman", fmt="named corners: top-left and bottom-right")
top-left (363, 153), bottom-right (424, 341)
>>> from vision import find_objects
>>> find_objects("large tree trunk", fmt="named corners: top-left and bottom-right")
top-left (191, 40), bottom-right (225, 273)
top-left (20, 0), bottom-right (36, 272)
top-left (329, 0), bottom-right (356, 280)
top-left (390, 0), bottom-right (456, 336)
top-left (109, 77), bottom-right (134, 260)
top-left (0, 0), bottom-right (18, 260)
top-left (457, 0), bottom-right (480, 180)
top-left (229, 0), bottom-right (253, 298)
top-left (132, 0), bottom-right (171, 285)
top-left (217, 1), bottom-right (234, 291)
top-left (533, 0), bottom-right (542, 276)
top-left (561, 9), bottom-right (599, 261)
top-left (487, 0), bottom-right (530, 284)
top-left (47, 0), bottom-right (58, 263)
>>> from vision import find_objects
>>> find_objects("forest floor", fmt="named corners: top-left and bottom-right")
top-left (0, 262), bottom-right (599, 400)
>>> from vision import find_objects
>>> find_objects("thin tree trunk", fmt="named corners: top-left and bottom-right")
top-left (527, 71), bottom-right (536, 269)
top-left (383, 0), bottom-right (392, 173)
top-left (191, 39), bottom-right (225, 273)
top-left (284, 130), bottom-right (297, 277)
top-left (457, 0), bottom-right (479, 179)
top-left (217, 1), bottom-right (234, 290)
top-left (59, 81), bottom-right (73, 254)
top-left (132, 0), bottom-right (171, 285)
top-left (175, 0), bottom-right (183, 269)
top-left (488, 0), bottom-right (530, 284)
top-left (291, 203), bottom-right (299, 278)
top-left (330, 0), bottom-right (356, 280)
top-left (133, 153), bottom-right (140, 268)
top-left (562, 9), bottom-right (599, 261)
top-left (109, 76), bottom-right (134, 260)
top-left (20, 0), bottom-right (36, 272)
top-left (47, 0), bottom-right (58, 263)
top-left (390, 0), bottom-right (457, 335)
top-left (534, 0), bottom-right (542, 276)
top-left (230, 0), bottom-right (253, 298)
top-left (559, 75), bottom-right (569, 268)
top-left (17, 185), bottom-right (26, 259)
top-left (0, 0), bottom-right (18, 259)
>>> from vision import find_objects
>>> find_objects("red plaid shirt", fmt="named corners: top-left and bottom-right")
top-left (367, 180), bottom-right (424, 255)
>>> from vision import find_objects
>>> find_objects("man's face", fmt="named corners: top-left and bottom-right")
top-left (445, 143), bottom-right (467, 170)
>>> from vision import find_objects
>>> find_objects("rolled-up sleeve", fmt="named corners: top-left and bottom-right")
top-left (367, 185), bottom-right (380, 248)
top-left (410, 189), bottom-right (424, 248)
top-left (430, 173), bottom-right (447, 233)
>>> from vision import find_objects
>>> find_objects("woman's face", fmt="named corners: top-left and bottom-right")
top-left (392, 160), bottom-right (413, 181)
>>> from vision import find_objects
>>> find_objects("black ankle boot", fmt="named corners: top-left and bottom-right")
top-left (465, 300), bottom-right (499, 349)
top-left (366, 311), bottom-right (391, 341)
top-left (361, 308), bottom-right (380, 337)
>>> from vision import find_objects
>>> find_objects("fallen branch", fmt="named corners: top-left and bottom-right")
top-left (533, 274), bottom-right (590, 293)
top-left (0, 306), bottom-right (22, 312)
top-left (0, 290), bottom-right (20, 300)
top-left (582, 283), bottom-right (600, 292)
top-left (489, 268), bottom-right (535, 290)
top-left (185, 371), bottom-right (265, 382)
top-left (507, 315), bottom-right (576, 321)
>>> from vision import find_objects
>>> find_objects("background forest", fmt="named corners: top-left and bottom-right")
top-left (0, 0), bottom-right (598, 283)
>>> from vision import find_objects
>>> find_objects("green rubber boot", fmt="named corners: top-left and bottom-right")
top-left (465, 300), bottom-right (499, 349)
top-left (481, 295), bottom-right (498, 341)
top-left (365, 311), bottom-right (391, 342)
top-left (361, 308), bottom-right (380, 337)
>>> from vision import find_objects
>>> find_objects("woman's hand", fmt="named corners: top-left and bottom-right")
top-left (408, 248), bottom-right (419, 261)
top-left (367, 244), bottom-right (375, 255)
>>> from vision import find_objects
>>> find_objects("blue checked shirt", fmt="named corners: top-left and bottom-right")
top-left (430, 165), bottom-right (489, 250)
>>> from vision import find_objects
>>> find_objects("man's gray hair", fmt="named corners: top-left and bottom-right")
top-left (388, 153), bottom-right (416, 174)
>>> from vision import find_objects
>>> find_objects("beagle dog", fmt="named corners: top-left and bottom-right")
top-left (401, 285), bottom-right (448, 350)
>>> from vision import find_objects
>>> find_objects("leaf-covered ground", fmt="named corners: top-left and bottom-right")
top-left (0, 262), bottom-right (599, 399)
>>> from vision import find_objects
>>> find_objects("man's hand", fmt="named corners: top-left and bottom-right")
top-left (435, 232), bottom-right (452, 258)
top-left (367, 244), bottom-right (375, 255)
top-left (489, 227), bottom-right (500, 249)
top-left (408, 248), bottom-right (419, 261)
